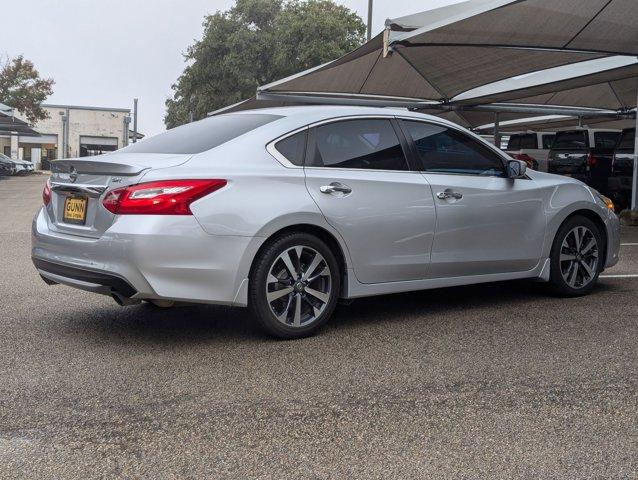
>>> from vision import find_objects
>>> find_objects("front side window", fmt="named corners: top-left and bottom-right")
top-left (309, 119), bottom-right (408, 171)
top-left (402, 120), bottom-right (505, 176)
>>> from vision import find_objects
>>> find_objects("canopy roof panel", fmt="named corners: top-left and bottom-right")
top-left (389, 0), bottom-right (638, 56)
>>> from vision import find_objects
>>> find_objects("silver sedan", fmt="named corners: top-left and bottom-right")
top-left (32, 106), bottom-right (620, 338)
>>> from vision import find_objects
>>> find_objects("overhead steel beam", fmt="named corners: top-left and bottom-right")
top-left (257, 90), bottom-right (628, 118)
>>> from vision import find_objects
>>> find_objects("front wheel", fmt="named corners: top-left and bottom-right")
top-left (548, 216), bottom-right (603, 296)
top-left (249, 233), bottom-right (341, 339)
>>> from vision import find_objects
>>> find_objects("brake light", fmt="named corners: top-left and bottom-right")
top-left (102, 179), bottom-right (227, 215)
top-left (586, 153), bottom-right (597, 167)
top-left (42, 178), bottom-right (52, 206)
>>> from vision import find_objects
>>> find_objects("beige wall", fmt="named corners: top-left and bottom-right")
top-left (32, 106), bottom-right (130, 158)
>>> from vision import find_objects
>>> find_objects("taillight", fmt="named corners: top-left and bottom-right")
top-left (586, 152), bottom-right (597, 167)
top-left (102, 179), bottom-right (227, 215)
top-left (42, 178), bottom-right (52, 206)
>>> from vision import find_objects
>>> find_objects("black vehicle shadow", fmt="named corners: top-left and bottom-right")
top-left (58, 280), bottom-right (616, 345)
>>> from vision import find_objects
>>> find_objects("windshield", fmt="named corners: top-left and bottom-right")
top-left (552, 131), bottom-right (588, 150)
top-left (120, 113), bottom-right (282, 155)
top-left (0, 153), bottom-right (12, 162)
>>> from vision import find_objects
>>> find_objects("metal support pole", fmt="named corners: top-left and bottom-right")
top-left (65, 107), bottom-right (70, 158)
top-left (493, 112), bottom-right (500, 148)
top-left (578, 116), bottom-right (583, 127)
top-left (631, 87), bottom-right (638, 210)
top-left (133, 98), bottom-right (138, 143)
top-left (367, 0), bottom-right (373, 41)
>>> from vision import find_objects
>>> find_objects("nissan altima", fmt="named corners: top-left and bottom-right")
top-left (32, 106), bottom-right (620, 338)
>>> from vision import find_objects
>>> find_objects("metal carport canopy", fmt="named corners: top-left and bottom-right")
top-left (388, 0), bottom-right (638, 57)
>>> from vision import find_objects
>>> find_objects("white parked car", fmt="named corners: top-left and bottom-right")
top-left (0, 153), bottom-right (35, 175)
top-left (505, 131), bottom-right (556, 172)
top-left (32, 106), bottom-right (620, 338)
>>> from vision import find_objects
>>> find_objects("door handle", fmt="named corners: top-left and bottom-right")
top-left (436, 191), bottom-right (463, 200)
top-left (320, 182), bottom-right (352, 195)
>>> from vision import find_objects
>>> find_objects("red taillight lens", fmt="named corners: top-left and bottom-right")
top-left (42, 178), bottom-right (52, 206)
top-left (102, 179), bottom-right (227, 215)
top-left (586, 153), bottom-right (598, 167)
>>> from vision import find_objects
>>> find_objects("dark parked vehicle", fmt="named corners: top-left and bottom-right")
top-left (548, 128), bottom-right (621, 194)
top-left (608, 128), bottom-right (635, 210)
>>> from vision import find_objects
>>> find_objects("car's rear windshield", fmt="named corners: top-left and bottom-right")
top-left (552, 131), bottom-right (588, 150)
top-left (617, 129), bottom-right (635, 151)
top-left (120, 113), bottom-right (282, 154)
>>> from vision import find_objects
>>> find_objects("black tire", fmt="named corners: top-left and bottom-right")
top-left (249, 232), bottom-right (341, 339)
top-left (548, 215), bottom-right (603, 297)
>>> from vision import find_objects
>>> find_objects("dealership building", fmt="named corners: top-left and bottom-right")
top-left (0, 104), bottom-right (141, 169)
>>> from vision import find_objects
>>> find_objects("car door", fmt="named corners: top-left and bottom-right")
top-left (399, 119), bottom-right (546, 279)
top-left (303, 117), bottom-right (436, 284)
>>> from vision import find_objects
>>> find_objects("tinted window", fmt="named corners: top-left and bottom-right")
top-left (310, 119), bottom-right (408, 171)
top-left (617, 129), bottom-right (635, 151)
top-left (518, 134), bottom-right (537, 149)
top-left (594, 131), bottom-right (621, 149)
top-left (274, 130), bottom-right (306, 166)
top-left (552, 131), bottom-right (588, 150)
top-left (507, 136), bottom-right (520, 150)
top-left (120, 113), bottom-right (281, 154)
top-left (542, 134), bottom-right (555, 149)
top-left (403, 120), bottom-right (505, 176)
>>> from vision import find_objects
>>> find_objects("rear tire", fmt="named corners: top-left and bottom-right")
top-left (249, 232), bottom-right (341, 339)
top-left (548, 215), bottom-right (603, 297)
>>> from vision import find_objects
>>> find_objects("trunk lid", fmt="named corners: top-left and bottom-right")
top-left (47, 153), bottom-right (191, 238)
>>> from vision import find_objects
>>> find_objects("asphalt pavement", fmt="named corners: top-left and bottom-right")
top-left (1, 174), bottom-right (637, 479)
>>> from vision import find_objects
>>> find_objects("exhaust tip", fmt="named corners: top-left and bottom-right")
top-left (111, 291), bottom-right (141, 306)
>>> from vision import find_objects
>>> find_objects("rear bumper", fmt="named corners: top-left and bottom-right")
top-left (31, 208), bottom-right (261, 306)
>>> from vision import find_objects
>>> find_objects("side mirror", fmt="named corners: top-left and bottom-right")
top-left (507, 159), bottom-right (527, 179)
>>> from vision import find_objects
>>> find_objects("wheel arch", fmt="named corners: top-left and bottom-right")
top-left (552, 208), bottom-right (609, 267)
top-left (248, 223), bottom-right (351, 298)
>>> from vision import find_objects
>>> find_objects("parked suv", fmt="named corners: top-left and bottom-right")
top-left (608, 128), bottom-right (635, 210)
top-left (548, 128), bottom-right (621, 193)
top-left (506, 131), bottom-right (555, 171)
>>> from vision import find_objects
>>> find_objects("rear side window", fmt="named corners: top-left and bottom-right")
top-left (594, 131), bottom-right (621, 149)
top-left (617, 129), bottom-right (635, 151)
top-left (542, 134), bottom-right (555, 149)
top-left (402, 120), bottom-right (505, 177)
top-left (518, 134), bottom-right (537, 149)
top-left (507, 135), bottom-right (521, 150)
top-left (274, 130), bottom-right (307, 166)
top-left (552, 131), bottom-right (588, 150)
top-left (309, 119), bottom-right (408, 171)
top-left (120, 113), bottom-right (282, 154)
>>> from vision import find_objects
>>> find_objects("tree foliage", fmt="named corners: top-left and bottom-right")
top-left (165, 0), bottom-right (366, 128)
top-left (0, 56), bottom-right (54, 124)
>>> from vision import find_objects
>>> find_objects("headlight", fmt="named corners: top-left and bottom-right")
top-left (597, 193), bottom-right (615, 211)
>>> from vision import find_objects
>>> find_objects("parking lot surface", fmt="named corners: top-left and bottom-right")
top-left (1, 174), bottom-right (637, 479)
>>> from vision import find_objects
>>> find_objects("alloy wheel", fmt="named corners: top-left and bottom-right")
top-left (559, 226), bottom-right (599, 289)
top-left (266, 245), bottom-right (332, 327)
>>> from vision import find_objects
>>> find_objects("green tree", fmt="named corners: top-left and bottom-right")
top-left (0, 56), bottom-right (54, 124)
top-left (165, 0), bottom-right (365, 128)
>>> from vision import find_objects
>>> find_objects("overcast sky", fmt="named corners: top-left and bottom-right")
top-left (1, 0), bottom-right (460, 136)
